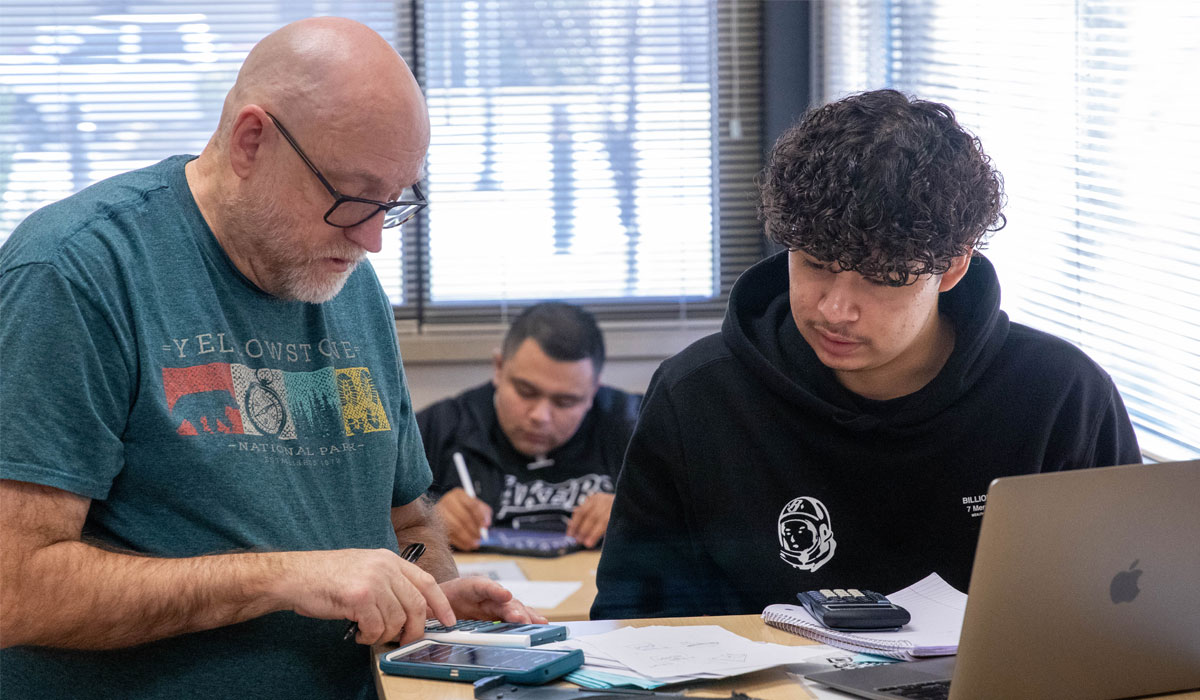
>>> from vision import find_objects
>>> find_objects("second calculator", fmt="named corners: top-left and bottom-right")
top-left (423, 619), bottom-right (568, 647)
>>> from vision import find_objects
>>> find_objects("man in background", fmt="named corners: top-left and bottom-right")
top-left (418, 301), bottom-right (641, 550)
top-left (1, 18), bottom-right (540, 700)
top-left (592, 89), bottom-right (1139, 620)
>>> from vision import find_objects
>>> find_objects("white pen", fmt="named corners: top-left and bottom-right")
top-left (452, 451), bottom-right (489, 541)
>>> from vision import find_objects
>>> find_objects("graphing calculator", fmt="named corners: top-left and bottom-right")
top-left (476, 528), bottom-right (583, 558)
top-left (424, 619), bottom-right (569, 647)
top-left (796, 588), bottom-right (911, 631)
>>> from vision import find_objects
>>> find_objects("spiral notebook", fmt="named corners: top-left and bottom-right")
top-left (761, 573), bottom-right (966, 661)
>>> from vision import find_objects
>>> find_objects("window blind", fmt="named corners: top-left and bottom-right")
top-left (0, 2), bottom-right (400, 241)
top-left (1, 1), bottom-right (764, 327)
top-left (816, 0), bottom-right (1200, 461)
top-left (393, 0), bottom-right (763, 324)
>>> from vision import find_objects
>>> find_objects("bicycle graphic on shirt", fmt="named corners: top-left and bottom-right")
top-left (243, 368), bottom-right (286, 436)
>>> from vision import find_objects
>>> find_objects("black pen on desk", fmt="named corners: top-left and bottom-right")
top-left (342, 541), bottom-right (425, 642)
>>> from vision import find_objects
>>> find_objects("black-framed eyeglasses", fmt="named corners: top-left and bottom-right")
top-left (265, 111), bottom-right (427, 229)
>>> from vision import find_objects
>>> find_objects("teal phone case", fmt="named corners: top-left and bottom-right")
top-left (378, 642), bottom-right (583, 684)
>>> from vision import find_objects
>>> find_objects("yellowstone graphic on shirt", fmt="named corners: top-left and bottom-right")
top-left (163, 362), bottom-right (389, 439)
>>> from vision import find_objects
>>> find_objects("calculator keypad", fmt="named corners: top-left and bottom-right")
top-left (425, 619), bottom-right (526, 634)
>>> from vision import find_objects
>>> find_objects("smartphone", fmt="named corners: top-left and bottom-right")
top-left (378, 640), bottom-right (584, 684)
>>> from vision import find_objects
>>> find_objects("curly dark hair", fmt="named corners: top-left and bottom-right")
top-left (759, 89), bottom-right (1006, 286)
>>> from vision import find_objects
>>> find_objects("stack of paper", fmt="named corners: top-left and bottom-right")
top-left (543, 624), bottom-right (865, 689)
top-left (761, 573), bottom-right (967, 661)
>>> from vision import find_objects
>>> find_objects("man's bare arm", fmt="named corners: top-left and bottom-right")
top-left (394, 496), bottom-right (548, 625)
top-left (0, 480), bottom-right (453, 650)
top-left (392, 496), bottom-right (458, 582)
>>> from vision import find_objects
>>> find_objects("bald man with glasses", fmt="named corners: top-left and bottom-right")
top-left (0, 17), bottom-right (542, 700)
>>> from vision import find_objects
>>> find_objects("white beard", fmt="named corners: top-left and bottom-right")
top-left (228, 187), bottom-right (364, 304)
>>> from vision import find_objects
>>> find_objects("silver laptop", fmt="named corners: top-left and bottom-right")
top-left (805, 460), bottom-right (1200, 700)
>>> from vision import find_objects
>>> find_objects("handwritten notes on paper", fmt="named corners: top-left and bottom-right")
top-left (550, 625), bottom-right (820, 681)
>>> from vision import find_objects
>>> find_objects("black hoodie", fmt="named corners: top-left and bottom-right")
top-left (417, 383), bottom-right (641, 530)
top-left (591, 252), bottom-right (1139, 619)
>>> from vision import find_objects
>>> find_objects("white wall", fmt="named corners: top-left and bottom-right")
top-left (397, 320), bottom-right (722, 411)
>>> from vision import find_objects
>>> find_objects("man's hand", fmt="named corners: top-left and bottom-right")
top-left (439, 577), bottom-right (548, 625)
top-left (0, 481), bottom-right (464, 651)
top-left (566, 492), bottom-right (614, 548)
top-left (434, 488), bottom-right (492, 551)
top-left (274, 548), bottom-right (456, 646)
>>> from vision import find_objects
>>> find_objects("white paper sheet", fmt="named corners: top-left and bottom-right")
top-left (547, 632), bottom-right (897, 693)
top-left (567, 624), bottom-right (824, 679)
top-left (494, 579), bottom-right (581, 609)
top-left (455, 560), bottom-right (527, 582)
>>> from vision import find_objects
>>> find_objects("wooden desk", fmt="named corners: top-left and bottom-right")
top-left (374, 614), bottom-right (822, 700)
top-left (453, 549), bottom-right (601, 622)
top-left (372, 614), bottom-right (1200, 700)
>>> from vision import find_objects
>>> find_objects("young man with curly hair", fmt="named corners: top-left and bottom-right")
top-left (591, 89), bottom-right (1140, 620)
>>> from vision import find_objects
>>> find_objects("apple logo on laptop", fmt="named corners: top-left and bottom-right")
top-left (1109, 560), bottom-right (1143, 604)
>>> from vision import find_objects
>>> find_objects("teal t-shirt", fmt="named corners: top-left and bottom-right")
top-left (0, 156), bottom-right (432, 699)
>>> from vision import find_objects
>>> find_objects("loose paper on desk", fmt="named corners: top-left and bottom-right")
top-left (761, 572), bottom-right (967, 661)
top-left (554, 629), bottom-right (816, 681)
top-left (456, 560), bottom-right (527, 582)
top-left (455, 561), bottom-right (578, 608)
top-left (549, 624), bottom-right (897, 691)
top-left (493, 580), bottom-right (581, 609)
